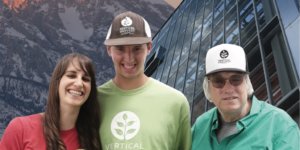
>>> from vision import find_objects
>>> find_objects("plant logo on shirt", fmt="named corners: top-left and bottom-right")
top-left (111, 111), bottom-right (140, 141)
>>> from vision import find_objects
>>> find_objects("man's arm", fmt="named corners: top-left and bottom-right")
top-left (177, 100), bottom-right (192, 150)
top-left (274, 124), bottom-right (300, 150)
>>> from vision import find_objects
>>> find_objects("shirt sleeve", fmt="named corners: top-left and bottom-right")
top-left (274, 124), bottom-right (300, 150)
top-left (0, 117), bottom-right (24, 150)
top-left (176, 100), bottom-right (192, 150)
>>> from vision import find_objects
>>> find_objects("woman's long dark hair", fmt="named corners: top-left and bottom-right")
top-left (43, 53), bottom-right (101, 150)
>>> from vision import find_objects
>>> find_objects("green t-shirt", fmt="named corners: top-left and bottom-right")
top-left (98, 78), bottom-right (191, 150)
top-left (192, 96), bottom-right (300, 150)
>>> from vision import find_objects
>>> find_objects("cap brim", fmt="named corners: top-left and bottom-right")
top-left (206, 68), bottom-right (247, 76)
top-left (104, 37), bottom-right (152, 46)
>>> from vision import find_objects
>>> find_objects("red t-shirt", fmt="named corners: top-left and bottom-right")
top-left (0, 114), bottom-right (80, 150)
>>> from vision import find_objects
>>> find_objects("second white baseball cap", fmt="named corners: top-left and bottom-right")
top-left (205, 43), bottom-right (247, 75)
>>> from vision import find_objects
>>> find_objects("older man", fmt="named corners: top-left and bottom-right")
top-left (192, 43), bottom-right (299, 150)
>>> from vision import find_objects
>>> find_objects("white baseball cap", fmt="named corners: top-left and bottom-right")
top-left (205, 43), bottom-right (247, 75)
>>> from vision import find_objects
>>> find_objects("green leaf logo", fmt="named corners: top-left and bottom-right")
top-left (127, 129), bottom-right (136, 134)
top-left (115, 129), bottom-right (123, 136)
top-left (111, 111), bottom-right (140, 141)
top-left (117, 121), bottom-right (124, 127)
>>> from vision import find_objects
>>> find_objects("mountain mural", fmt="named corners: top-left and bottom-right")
top-left (0, 0), bottom-right (173, 137)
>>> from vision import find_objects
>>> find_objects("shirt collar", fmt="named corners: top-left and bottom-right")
top-left (210, 96), bottom-right (261, 132)
top-left (239, 96), bottom-right (261, 126)
top-left (211, 108), bottom-right (219, 133)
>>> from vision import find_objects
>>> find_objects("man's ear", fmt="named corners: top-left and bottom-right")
top-left (147, 42), bottom-right (152, 54)
top-left (106, 46), bottom-right (112, 56)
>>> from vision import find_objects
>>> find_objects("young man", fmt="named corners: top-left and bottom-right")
top-left (98, 11), bottom-right (191, 150)
top-left (192, 43), bottom-right (300, 150)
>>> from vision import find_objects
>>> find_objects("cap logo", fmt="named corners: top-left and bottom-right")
top-left (218, 50), bottom-right (231, 63)
top-left (220, 50), bottom-right (229, 58)
top-left (119, 16), bottom-right (135, 36)
top-left (121, 16), bottom-right (133, 26)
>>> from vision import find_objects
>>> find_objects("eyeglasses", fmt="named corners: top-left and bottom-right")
top-left (208, 74), bottom-right (245, 89)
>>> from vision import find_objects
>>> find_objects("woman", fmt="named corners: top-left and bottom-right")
top-left (0, 53), bottom-right (101, 150)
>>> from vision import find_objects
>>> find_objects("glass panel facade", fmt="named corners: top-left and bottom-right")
top-left (276, 0), bottom-right (300, 77)
top-left (275, 0), bottom-right (299, 27)
top-left (213, 0), bottom-right (225, 24)
top-left (225, 6), bottom-right (239, 44)
top-left (183, 0), bottom-right (205, 103)
top-left (239, 0), bottom-right (257, 45)
top-left (212, 19), bottom-right (224, 46)
top-left (175, 60), bottom-right (188, 91)
top-left (255, 0), bottom-right (276, 29)
top-left (225, 0), bottom-right (236, 11)
top-left (201, 0), bottom-right (213, 39)
top-left (160, 12), bottom-right (182, 83)
top-left (194, 35), bottom-right (210, 97)
top-left (146, 0), bottom-right (300, 124)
